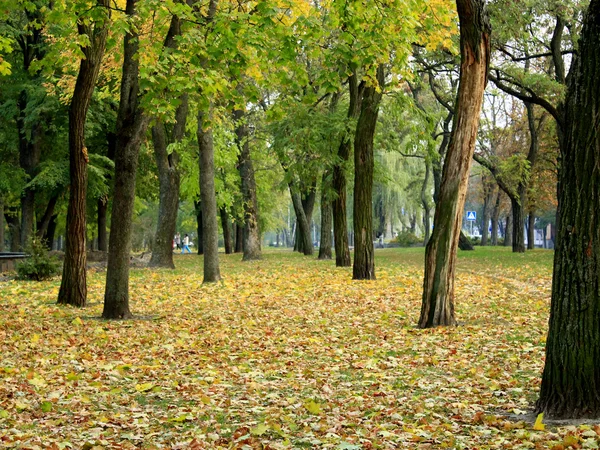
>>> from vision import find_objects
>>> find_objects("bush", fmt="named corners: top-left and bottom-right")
top-left (16, 238), bottom-right (60, 281)
top-left (469, 236), bottom-right (481, 246)
top-left (393, 231), bottom-right (422, 247)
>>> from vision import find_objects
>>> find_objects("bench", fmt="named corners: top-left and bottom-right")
top-left (0, 252), bottom-right (28, 273)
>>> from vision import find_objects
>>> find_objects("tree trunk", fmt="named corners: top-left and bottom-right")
top-left (527, 211), bottom-right (535, 250)
top-left (221, 208), bottom-right (233, 254)
top-left (103, 0), bottom-right (149, 319)
top-left (234, 222), bottom-right (243, 253)
top-left (96, 196), bottom-right (108, 251)
top-left (481, 180), bottom-right (493, 246)
top-left (289, 182), bottom-right (313, 256)
top-left (319, 172), bottom-right (333, 259)
top-left (195, 200), bottom-right (204, 255)
top-left (233, 108), bottom-right (261, 260)
top-left (419, 0), bottom-right (490, 328)
top-left (511, 195), bottom-right (525, 252)
top-left (458, 231), bottom-right (474, 251)
top-left (421, 161), bottom-right (432, 246)
top-left (46, 214), bottom-right (57, 250)
top-left (198, 109), bottom-right (221, 282)
top-left (37, 194), bottom-right (59, 241)
top-left (491, 189), bottom-right (500, 245)
top-left (333, 72), bottom-right (362, 267)
top-left (149, 9), bottom-right (188, 269)
top-left (58, 1), bottom-right (109, 307)
top-left (505, 214), bottom-right (513, 246)
top-left (537, 0), bottom-right (600, 418)
top-left (353, 65), bottom-right (384, 280)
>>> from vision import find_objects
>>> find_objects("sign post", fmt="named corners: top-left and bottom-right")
top-left (466, 211), bottom-right (476, 236)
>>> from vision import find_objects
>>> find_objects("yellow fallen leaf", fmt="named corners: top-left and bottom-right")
top-left (72, 317), bottom-right (83, 326)
top-left (304, 400), bottom-right (322, 415)
top-left (533, 412), bottom-right (545, 431)
top-left (135, 382), bottom-right (154, 392)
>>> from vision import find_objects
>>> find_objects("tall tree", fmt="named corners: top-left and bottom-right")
top-left (353, 64), bottom-right (384, 280)
top-left (233, 107), bottom-right (261, 261)
top-left (103, 0), bottom-right (150, 319)
top-left (57, 0), bottom-right (110, 307)
top-left (536, 0), bottom-right (600, 419)
top-left (198, 108), bottom-right (221, 282)
top-left (419, 0), bottom-right (491, 328)
top-left (318, 171), bottom-right (333, 259)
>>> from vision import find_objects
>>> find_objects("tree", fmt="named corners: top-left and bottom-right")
top-left (57, 0), bottom-right (110, 307)
top-left (419, 0), bottom-right (491, 328)
top-left (103, 0), bottom-right (150, 319)
top-left (352, 64), bottom-right (384, 280)
top-left (198, 108), bottom-right (221, 282)
top-left (536, 0), bottom-right (600, 419)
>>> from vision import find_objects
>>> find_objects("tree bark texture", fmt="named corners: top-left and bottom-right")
top-left (58, 1), bottom-right (110, 307)
top-left (353, 65), bottom-right (384, 280)
top-left (319, 172), bottom-right (333, 259)
top-left (233, 108), bottom-right (261, 261)
top-left (221, 208), bottom-right (233, 254)
top-left (103, 0), bottom-right (149, 319)
top-left (195, 200), bottom-right (204, 255)
top-left (421, 161), bottom-right (432, 246)
top-left (511, 195), bottom-right (525, 252)
top-left (234, 222), bottom-right (243, 253)
top-left (528, 212), bottom-right (535, 250)
top-left (419, 0), bottom-right (490, 328)
top-left (97, 196), bottom-right (108, 251)
top-left (289, 182), bottom-right (313, 256)
top-left (198, 109), bottom-right (221, 282)
top-left (333, 72), bottom-right (363, 267)
top-left (537, 0), bottom-right (600, 419)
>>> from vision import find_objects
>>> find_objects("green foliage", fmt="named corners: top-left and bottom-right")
top-left (16, 238), bottom-right (60, 281)
top-left (393, 230), bottom-right (422, 247)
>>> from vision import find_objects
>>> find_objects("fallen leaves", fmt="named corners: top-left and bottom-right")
top-left (0, 247), bottom-right (596, 448)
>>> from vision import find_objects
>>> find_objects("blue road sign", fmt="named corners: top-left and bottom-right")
top-left (466, 211), bottom-right (477, 221)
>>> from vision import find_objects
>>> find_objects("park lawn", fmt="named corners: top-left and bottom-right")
top-left (0, 247), bottom-right (594, 449)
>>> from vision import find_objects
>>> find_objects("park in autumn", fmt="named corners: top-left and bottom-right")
top-left (1, 0), bottom-right (599, 448)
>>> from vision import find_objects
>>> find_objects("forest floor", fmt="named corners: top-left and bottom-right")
top-left (1, 247), bottom-right (597, 449)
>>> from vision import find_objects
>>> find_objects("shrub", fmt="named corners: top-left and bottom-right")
top-left (16, 238), bottom-right (60, 281)
top-left (393, 231), bottom-right (422, 247)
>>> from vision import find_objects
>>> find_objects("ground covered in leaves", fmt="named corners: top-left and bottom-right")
top-left (1, 247), bottom-right (598, 449)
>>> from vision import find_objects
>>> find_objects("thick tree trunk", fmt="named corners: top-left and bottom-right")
top-left (234, 222), bottom-right (243, 253)
top-left (333, 73), bottom-right (362, 267)
top-left (58, 2), bottom-right (109, 307)
top-left (233, 108), bottom-right (261, 260)
top-left (37, 194), bottom-right (58, 241)
top-left (289, 182), bottom-right (313, 256)
top-left (319, 172), bottom-right (333, 259)
top-left (221, 208), bottom-right (233, 254)
top-left (97, 196), bottom-right (108, 251)
top-left (297, 182), bottom-right (317, 253)
top-left (103, 0), bottom-right (149, 319)
top-left (458, 231), bottom-right (474, 250)
top-left (198, 109), bottom-right (221, 282)
top-left (491, 189), bottom-right (500, 245)
top-left (527, 211), bottom-right (535, 250)
top-left (149, 9), bottom-right (188, 269)
top-left (195, 200), bottom-right (204, 255)
top-left (505, 214), bottom-right (513, 246)
top-left (419, 0), bottom-right (490, 328)
top-left (537, 0), bottom-right (600, 418)
top-left (511, 195), bottom-right (525, 252)
top-left (353, 65), bottom-right (384, 280)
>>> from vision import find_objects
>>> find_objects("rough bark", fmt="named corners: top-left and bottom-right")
top-left (319, 172), bottom-right (333, 259)
top-left (289, 181), bottom-right (313, 256)
top-left (97, 196), bottom-right (108, 251)
top-left (220, 208), bottom-right (233, 254)
top-left (419, 0), bottom-right (490, 328)
top-left (491, 189), bottom-right (500, 245)
top-left (511, 196), bottom-right (525, 252)
top-left (295, 180), bottom-right (317, 254)
top-left (537, 0), bottom-right (600, 418)
top-left (353, 65), bottom-right (384, 280)
top-left (58, 0), bottom-right (110, 307)
top-left (234, 222), bottom-right (243, 253)
top-left (103, 0), bottom-right (150, 319)
top-left (198, 109), bottom-right (221, 282)
top-left (527, 212), bottom-right (535, 250)
top-left (333, 72), bottom-right (363, 267)
top-left (233, 108), bottom-right (261, 261)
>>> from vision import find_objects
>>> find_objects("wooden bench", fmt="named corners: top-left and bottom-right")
top-left (0, 252), bottom-right (28, 273)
